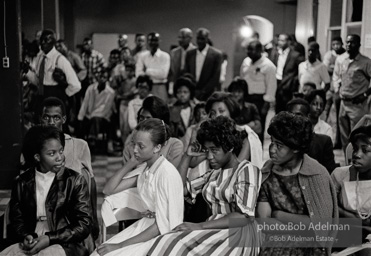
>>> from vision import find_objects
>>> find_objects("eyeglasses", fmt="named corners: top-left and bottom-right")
top-left (42, 114), bottom-right (62, 122)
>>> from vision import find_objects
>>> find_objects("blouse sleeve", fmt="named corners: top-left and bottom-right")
top-left (155, 164), bottom-right (184, 234)
top-left (234, 163), bottom-right (262, 217)
top-left (186, 160), bottom-right (210, 204)
top-left (166, 138), bottom-right (184, 168)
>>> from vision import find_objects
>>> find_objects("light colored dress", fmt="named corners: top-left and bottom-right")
top-left (147, 160), bottom-right (262, 256)
top-left (92, 156), bottom-right (184, 256)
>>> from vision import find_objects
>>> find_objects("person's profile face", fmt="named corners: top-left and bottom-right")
top-left (209, 102), bottom-right (231, 119)
top-left (36, 138), bottom-right (65, 173)
top-left (132, 130), bottom-right (159, 163)
top-left (41, 106), bottom-right (66, 131)
top-left (269, 136), bottom-right (296, 166)
top-left (352, 138), bottom-right (371, 172)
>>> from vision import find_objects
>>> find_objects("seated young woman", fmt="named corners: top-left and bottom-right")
top-left (256, 112), bottom-right (338, 255)
top-left (100, 96), bottom-right (184, 227)
top-left (147, 116), bottom-right (262, 256)
top-left (92, 119), bottom-right (184, 256)
top-left (122, 96), bottom-right (183, 169)
top-left (332, 125), bottom-right (371, 255)
top-left (190, 92), bottom-right (263, 169)
top-left (1, 126), bottom-right (92, 256)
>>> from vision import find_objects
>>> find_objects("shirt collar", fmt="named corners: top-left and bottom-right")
top-left (151, 48), bottom-right (161, 57)
top-left (44, 47), bottom-right (58, 58)
top-left (145, 155), bottom-right (165, 174)
top-left (198, 44), bottom-right (209, 55)
top-left (278, 47), bottom-right (290, 56)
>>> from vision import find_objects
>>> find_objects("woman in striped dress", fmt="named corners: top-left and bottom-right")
top-left (147, 116), bottom-right (262, 256)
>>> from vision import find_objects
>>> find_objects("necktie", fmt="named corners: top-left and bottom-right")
top-left (38, 56), bottom-right (46, 95)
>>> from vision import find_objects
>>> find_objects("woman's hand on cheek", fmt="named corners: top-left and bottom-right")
top-left (24, 235), bottom-right (49, 255)
top-left (173, 222), bottom-right (203, 232)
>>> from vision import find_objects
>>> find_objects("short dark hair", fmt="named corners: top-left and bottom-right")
top-left (135, 33), bottom-right (145, 39)
top-left (206, 92), bottom-right (241, 120)
top-left (22, 125), bottom-right (65, 168)
top-left (349, 125), bottom-right (371, 146)
top-left (332, 36), bottom-right (343, 44)
top-left (40, 29), bottom-right (56, 44)
top-left (305, 89), bottom-right (327, 107)
top-left (135, 118), bottom-right (170, 146)
top-left (110, 49), bottom-right (121, 56)
top-left (136, 75), bottom-right (153, 91)
top-left (56, 39), bottom-right (65, 44)
top-left (308, 42), bottom-right (320, 51)
top-left (83, 37), bottom-right (92, 42)
top-left (286, 98), bottom-right (310, 116)
top-left (228, 77), bottom-right (249, 100)
top-left (174, 75), bottom-right (196, 99)
top-left (40, 97), bottom-right (66, 116)
top-left (138, 96), bottom-right (170, 125)
top-left (268, 111), bottom-right (313, 153)
top-left (197, 116), bottom-right (246, 156)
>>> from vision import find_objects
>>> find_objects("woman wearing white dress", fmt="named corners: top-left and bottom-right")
top-left (93, 118), bottom-right (184, 256)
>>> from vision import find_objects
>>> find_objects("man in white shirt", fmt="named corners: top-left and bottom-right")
top-left (136, 32), bottom-right (170, 102)
top-left (169, 28), bottom-right (196, 93)
top-left (240, 40), bottom-right (277, 139)
top-left (25, 29), bottom-right (81, 102)
top-left (298, 42), bottom-right (330, 92)
top-left (185, 28), bottom-right (223, 101)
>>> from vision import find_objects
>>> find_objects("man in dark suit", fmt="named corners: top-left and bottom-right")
top-left (169, 28), bottom-right (196, 92)
top-left (269, 33), bottom-right (305, 113)
top-left (287, 98), bottom-right (338, 173)
top-left (185, 28), bottom-right (223, 101)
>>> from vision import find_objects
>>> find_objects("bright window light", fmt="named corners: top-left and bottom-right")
top-left (240, 26), bottom-right (253, 38)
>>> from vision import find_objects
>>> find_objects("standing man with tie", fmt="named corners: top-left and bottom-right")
top-left (169, 28), bottom-right (196, 94)
top-left (24, 29), bottom-right (81, 103)
top-left (184, 28), bottom-right (223, 101)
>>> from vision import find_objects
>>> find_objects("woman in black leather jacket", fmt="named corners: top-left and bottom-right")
top-left (1, 125), bottom-right (92, 256)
